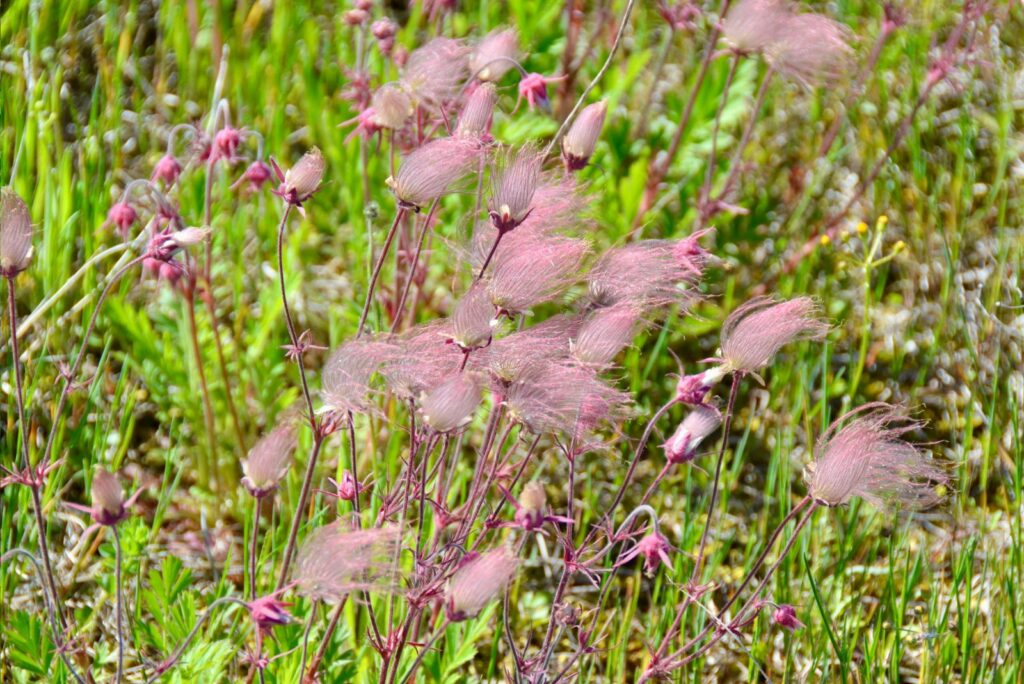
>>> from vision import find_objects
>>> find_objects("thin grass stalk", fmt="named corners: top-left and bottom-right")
top-left (275, 433), bottom-right (324, 591)
top-left (298, 599), bottom-right (319, 681)
top-left (304, 595), bottom-right (349, 683)
top-left (697, 52), bottom-right (741, 219)
top-left (358, 207), bottom-right (406, 338)
top-left (710, 66), bottom-right (775, 213)
top-left (185, 292), bottom-right (220, 490)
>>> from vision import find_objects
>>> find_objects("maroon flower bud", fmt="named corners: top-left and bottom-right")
top-left (151, 154), bottom-right (183, 185)
top-left (771, 604), bottom-right (804, 631)
top-left (562, 100), bottom-right (607, 172)
top-left (248, 594), bottom-right (294, 633)
top-left (232, 160), bottom-right (273, 192)
top-left (614, 530), bottom-right (672, 575)
top-left (518, 72), bottom-right (554, 112)
top-left (663, 404), bottom-right (722, 464)
top-left (214, 126), bottom-right (242, 162)
top-left (90, 469), bottom-right (127, 526)
top-left (344, 8), bottom-right (368, 25)
top-left (106, 202), bottom-right (137, 239)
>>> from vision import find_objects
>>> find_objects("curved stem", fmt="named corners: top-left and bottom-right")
top-left (391, 200), bottom-right (439, 333)
top-left (357, 208), bottom-right (406, 338)
top-left (275, 203), bottom-right (316, 422)
top-left (298, 599), bottom-right (319, 681)
top-left (276, 434), bottom-right (325, 591)
top-left (146, 597), bottom-right (247, 683)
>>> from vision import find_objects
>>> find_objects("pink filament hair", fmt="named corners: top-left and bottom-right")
top-left (470, 28), bottom-right (520, 82)
top-left (767, 12), bottom-right (852, 87)
top-left (242, 423), bottom-right (296, 496)
top-left (446, 547), bottom-right (518, 621)
top-left (294, 524), bottom-right (400, 602)
top-left (721, 0), bottom-right (791, 55)
top-left (450, 283), bottom-right (497, 350)
top-left (0, 187), bottom-right (33, 276)
top-left (474, 314), bottom-right (579, 384)
top-left (720, 296), bottom-right (829, 372)
top-left (322, 338), bottom-right (393, 415)
top-left (420, 372), bottom-right (484, 433)
top-left (571, 302), bottom-right (643, 367)
top-left (455, 82), bottom-right (497, 139)
top-left (806, 403), bottom-right (949, 510)
top-left (379, 321), bottom-right (464, 400)
top-left (401, 37), bottom-right (469, 109)
top-left (586, 239), bottom-right (705, 311)
top-left (388, 137), bottom-right (480, 209)
top-left (371, 82), bottom-right (415, 130)
top-left (486, 236), bottom-right (589, 313)
top-left (489, 144), bottom-right (545, 229)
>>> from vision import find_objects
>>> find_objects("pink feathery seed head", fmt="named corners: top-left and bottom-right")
top-left (663, 404), bottom-right (722, 464)
top-left (766, 11), bottom-right (852, 88)
top-left (805, 403), bottom-right (949, 510)
top-left (518, 72), bottom-right (556, 112)
top-left (721, 0), bottom-right (791, 55)
top-left (455, 82), bottom-right (497, 140)
top-left (450, 283), bottom-right (497, 351)
top-left (477, 314), bottom-right (578, 384)
top-left (771, 604), bottom-right (804, 631)
top-left (486, 236), bottom-right (589, 314)
top-left (387, 137), bottom-right (479, 210)
top-left (371, 82), bottom-right (415, 130)
top-left (107, 202), bottom-right (138, 239)
top-left (277, 147), bottom-right (325, 204)
top-left (242, 423), bottom-right (296, 498)
top-left (587, 240), bottom-right (703, 311)
top-left (720, 296), bottom-right (829, 373)
top-left (294, 524), bottom-right (401, 602)
top-left (234, 160), bottom-right (273, 192)
top-left (489, 144), bottom-right (544, 233)
top-left (379, 322), bottom-right (464, 400)
top-left (247, 594), bottom-right (294, 633)
top-left (151, 154), bottom-right (183, 185)
top-left (321, 337), bottom-right (393, 416)
top-left (213, 126), bottom-right (242, 163)
top-left (562, 100), bottom-right (607, 172)
top-left (514, 481), bottom-right (548, 530)
top-left (1, 187), bottom-right (33, 277)
top-left (571, 302), bottom-right (643, 367)
top-left (402, 37), bottom-right (469, 109)
top-left (470, 28), bottom-right (520, 82)
top-left (420, 372), bottom-right (484, 433)
top-left (90, 469), bottom-right (126, 526)
top-left (445, 547), bottom-right (518, 621)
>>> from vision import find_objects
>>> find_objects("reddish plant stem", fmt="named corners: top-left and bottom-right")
top-left (248, 497), bottom-right (261, 600)
top-left (304, 595), bottom-right (349, 683)
top-left (697, 52), bottom-right (741, 215)
top-left (275, 203), bottom-right (316, 422)
top-left (275, 434), bottom-right (325, 591)
top-left (185, 291), bottom-right (220, 491)
top-left (391, 199), bottom-right (439, 333)
top-left (358, 207), bottom-right (406, 338)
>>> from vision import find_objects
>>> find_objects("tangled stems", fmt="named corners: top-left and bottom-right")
top-left (145, 596), bottom-right (248, 683)
top-left (358, 207), bottom-right (407, 338)
top-left (0, 549), bottom-right (87, 684)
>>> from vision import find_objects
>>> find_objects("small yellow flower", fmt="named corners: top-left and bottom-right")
top-left (876, 215), bottom-right (889, 228)
top-left (893, 240), bottom-right (906, 253)
top-left (856, 221), bottom-right (868, 235)
top-left (819, 234), bottom-right (832, 246)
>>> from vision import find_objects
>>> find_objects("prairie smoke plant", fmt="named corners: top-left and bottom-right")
top-left (450, 283), bottom-right (498, 352)
top-left (272, 147), bottom-right (325, 206)
top-left (805, 403), bottom-right (948, 510)
top-left (503, 481), bottom-right (573, 532)
top-left (718, 296), bottom-right (829, 375)
top-left (470, 28), bottom-right (520, 82)
top-left (488, 144), bottom-right (544, 233)
top-left (455, 82), bottom-right (497, 140)
top-left (485, 236), bottom-right (588, 314)
top-left (721, 0), bottom-right (791, 56)
top-left (379, 322), bottom-right (464, 400)
top-left (614, 530), bottom-right (673, 575)
top-left (476, 314), bottom-right (579, 384)
top-left (371, 82), bottom-right (415, 130)
top-left (294, 524), bottom-right (400, 602)
top-left (420, 372), bottom-right (484, 433)
top-left (0, 187), bottom-right (32, 277)
top-left (562, 100), bottom-right (607, 172)
top-left (241, 424), bottom-right (296, 498)
top-left (445, 547), bottom-right (518, 621)
top-left (571, 302), bottom-right (643, 367)
top-left (767, 11), bottom-right (852, 87)
top-left (402, 37), bottom-right (469, 109)
top-left (771, 604), bottom-right (804, 631)
top-left (387, 137), bottom-right (479, 210)
top-left (151, 153), bottom-right (183, 186)
top-left (586, 238), bottom-right (705, 311)
top-left (662, 404), bottom-right (722, 465)
top-left (321, 338), bottom-right (392, 416)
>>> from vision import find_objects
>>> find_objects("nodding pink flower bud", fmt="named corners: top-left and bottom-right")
top-left (489, 145), bottom-right (544, 233)
top-left (343, 8), bottom-right (368, 25)
top-left (455, 82), bottom-right (497, 140)
top-left (518, 72), bottom-right (555, 112)
top-left (515, 482), bottom-right (548, 530)
top-left (420, 373), bottom-right (483, 433)
top-left (571, 303), bottom-right (642, 367)
top-left (470, 28), bottom-right (520, 82)
top-left (371, 82), bottom-right (415, 130)
top-left (242, 424), bottom-right (296, 498)
top-left (805, 403), bottom-right (949, 510)
top-left (674, 367), bottom-right (726, 404)
top-left (275, 147), bottom-right (325, 205)
top-left (387, 137), bottom-right (478, 210)
top-left (325, 471), bottom-right (368, 502)
top-left (720, 296), bottom-right (828, 374)
top-left (233, 160), bottom-right (273, 191)
top-left (402, 37), bottom-right (469, 109)
top-left (663, 404), bottom-right (722, 464)
top-left (91, 469), bottom-right (126, 526)
top-left (445, 548), bottom-right (518, 621)
top-left (657, 1), bottom-right (701, 32)
top-left (343, 108), bottom-right (384, 143)
top-left (372, 17), bottom-right (398, 55)
top-left (562, 100), bottom-right (607, 172)
top-left (247, 594), bottom-right (294, 633)
top-left (1, 187), bottom-right (33, 277)
top-left (766, 12), bottom-right (851, 88)
top-left (486, 236), bottom-right (589, 314)
top-left (615, 530), bottom-right (672, 575)
top-left (214, 126), bottom-right (242, 162)
top-left (353, 0), bottom-right (372, 10)
top-left (151, 154), bottom-right (183, 185)
top-left (450, 284), bottom-right (497, 351)
top-left (294, 524), bottom-right (400, 602)
top-left (107, 202), bottom-right (138, 239)
top-left (771, 604), bottom-right (804, 631)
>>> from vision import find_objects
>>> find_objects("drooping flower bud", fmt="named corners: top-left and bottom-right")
top-left (514, 482), bottom-right (548, 531)
top-left (663, 404), bottom-right (722, 464)
top-left (614, 530), bottom-right (672, 575)
top-left (562, 100), bottom-right (607, 172)
top-left (151, 154), bottom-right (183, 185)
top-left (276, 147), bottom-right (325, 205)
top-left (233, 160), bottom-right (273, 192)
top-left (247, 594), bottom-right (294, 633)
top-left (518, 72), bottom-right (555, 112)
top-left (470, 28), bottom-right (519, 82)
top-left (214, 126), bottom-right (242, 162)
top-left (445, 547), bottom-right (518, 621)
top-left (372, 18), bottom-right (398, 56)
top-left (0, 187), bottom-right (33, 277)
top-left (107, 202), bottom-right (138, 238)
top-left (771, 604), bottom-right (804, 631)
top-left (91, 469), bottom-right (126, 526)
top-left (242, 424), bottom-right (296, 498)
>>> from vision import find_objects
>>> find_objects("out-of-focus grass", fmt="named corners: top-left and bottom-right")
top-left (1, 0), bottom-right (1022, 682)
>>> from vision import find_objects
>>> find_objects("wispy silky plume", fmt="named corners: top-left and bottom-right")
top-left (241, 424), bottom-right (296, 498)
top-left (562, 100), bottom-right (607, 172)
top-left (662, 404), bottom-right (722, 464)
top-left (0, 187), bottom-right (33, 277)
top-left (401, 37), bottom-right (469, 109)
top-left (445, 548), bottom-right (518, 621)
top-left (768, 11), bottom-right (852, 87)
top-left (420, 372), bottom-right (484, 433)
top-left (371, 82), bottom-right (415, 130)
top-left (486, 236), bottom-right (589, 314)
top-left (805, 403), bottom-right (949, 510)
top-left (475, 314), bottom-right (579, 384)
top-left (455, 82), bottom-right (498, 140)
top-left (721, 0), bottom-right (791, 55)
top-left (489, 144), bottom-right (544, 233)
top-left (321, 338), bottom-right (393, 416)
top-left (571, 302), bottom-right (643, 367)
top-left (379, 322), bottom-right (464, 401)
top-left (387, 137), bottom-right (480, 210)
top-left (294, 524), bottom-right (400, 602)
top-left (450, 283), bottom-right (498, 352)
top-left (719, 296), bottom-right (829, 374)
top-left (470, 28), bottom-right (520, 82)
top-left (586, 238), bottom-right (705, 312)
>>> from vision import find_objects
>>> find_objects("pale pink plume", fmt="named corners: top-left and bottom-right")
top-left (486, 236), bottom-right (589, 313)
top-left (719, 296), bottom-right (828, 373)
top-left (662, 403), bottom-right (722, 464)
top-left (489, 144), bottom-right (545, 232)
top-left (571, 302), bottom-right (643, 367)
top-left (0, 187), bottom-right (33, 276)
top-left (91, 469), bottom-right (125, 525)
top-left (455, 82), bottom-right (497, 139)
top-left (445, 547), bottom-right (518, 621)
top-left (767, 11), bottom-right (852, 87)
top-left (371, 82), bottom-right (415, 130)
top-left (281, 147), bottom-right (325, 201)
top-left (401, 37), bottom-right (469, 109)
top-left (721, 0), bottom-right (791, 55)
top-left (805, 403), bottom-right (949, 510)
top-left (420, 372), bottom-right (484, 433)
top-left (470, 28), bottom-right (520, 82)
top-left (387, 137), bottom-right (479, 210)
top-left (379, 321), bottom-right (464, 400)
top-left (587, 238), bottom-right (705, 311)
top-left (242, 423), bottom-right (296, 498)
top-left (475, 314), bottom-right (579, 384)
top-left (562, 100), bottom-right (607, 171)
top-left (450, 283), bottom-right (497, 351)
top-left (321, 338), bottom-right (393, 415)
top-left (294, 524), bottom-right (400, 602)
